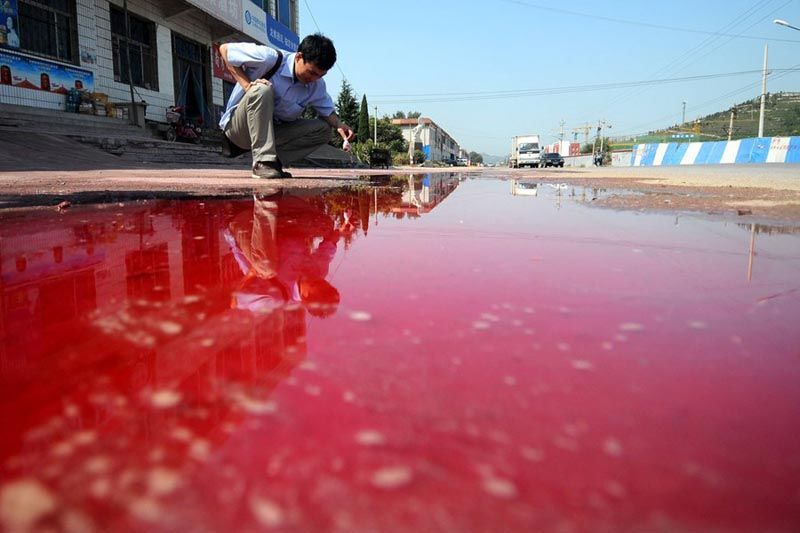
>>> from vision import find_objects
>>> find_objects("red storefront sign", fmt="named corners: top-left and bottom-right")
top-left (212, 43), bottom-right (236, 83)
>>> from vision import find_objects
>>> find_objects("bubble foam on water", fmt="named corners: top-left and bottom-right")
top-left (603, 438), bottom-right (624, 458)
top-left (72, 431), bottom-right (96, 446)
top-left (171, 427), bottom-right (193, 442)
top-left (249, 495), bottom-right (284, 527)
top-left (0, 478), bottom-right (57, 531)
top-left (150, 390), bottom-right (182, 408)
top-left (235, 394), bottom-right (277, 415)
top-left (520, 446), bottom-right (545, 462)
top-left (190, 440), bottom-right (210, 462)
top-left (84, 456), bottom-right (112, 475)
top-left (571, 360), bottom-right (593, 370)
top-left (349, 311), bottom-right (372, 322)
top-left (129, 497), bottom-right (162, 522)
top-left (355, 430), bottom-right (386, 446)
top-left (147, 468), bottom-right (181, 496)
top-left (482, 477), bottom-right (518, 499)
top-left (371, 466), bottom-right (413, 489)
top-left (158, 321), bottom-right (183, 335)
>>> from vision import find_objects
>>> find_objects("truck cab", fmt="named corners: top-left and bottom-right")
top-left (510, 135), bottom-right (542, 168)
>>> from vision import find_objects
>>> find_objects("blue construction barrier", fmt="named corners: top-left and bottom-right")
top-left (631, 136), bottom-right (800, 166)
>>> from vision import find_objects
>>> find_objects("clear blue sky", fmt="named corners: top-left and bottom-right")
top-left (299, 0), bottom-right (800, 156)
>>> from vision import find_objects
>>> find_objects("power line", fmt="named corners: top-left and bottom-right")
top-left (498, 0), bottom-right (800, 43)
top-left (301, 0), bottom-right (322, 33)
top-left (595, 0), bottom-right (782, 117)
top-left (371, 69), bottom-right (799, 104)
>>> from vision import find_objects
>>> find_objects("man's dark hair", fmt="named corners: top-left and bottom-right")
top-left (298, 33), bottom-right (337, 71)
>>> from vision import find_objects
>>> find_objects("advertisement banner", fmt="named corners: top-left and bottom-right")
top-left (0, 49), bottom-right (94, 92)
top-left (212, 43), bottom-right (236, 83)
top-left (0, 0), bottom-right (19, 48)
top-left (267, 14), bottom-right (298, 51)
top-left (241, 0), bottom-right (267, 43)
top-left (240, 1), bottom-right (297, 51)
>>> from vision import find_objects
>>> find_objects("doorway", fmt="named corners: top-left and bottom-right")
top-left (172, 33), bottom-right (211, 126)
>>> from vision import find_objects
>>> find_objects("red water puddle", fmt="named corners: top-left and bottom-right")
top-left (1, 176), bottom-right (799, 531)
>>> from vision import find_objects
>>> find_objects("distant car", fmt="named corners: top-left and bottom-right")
top-left (540, 152), bottom-right (564, 168)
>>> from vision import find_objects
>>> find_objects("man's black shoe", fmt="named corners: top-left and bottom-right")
top-left (222, 134), bottom-right (249, 158)
top-left (252, 161), bottom-right (293, 179)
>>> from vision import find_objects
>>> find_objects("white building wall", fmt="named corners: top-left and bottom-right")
top-left (97, 0), bottom-right (226, 122)
top-left (1, 0), bottom-right (244, 122)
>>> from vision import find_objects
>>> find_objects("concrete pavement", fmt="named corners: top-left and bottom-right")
top-left (0, 131), bottom-right (798, 220)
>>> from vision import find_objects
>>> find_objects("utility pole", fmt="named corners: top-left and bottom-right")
top-left (758, 44), bottom-right (768, 137)
top-left (682, 101), bottom-right (686, 126)
top-left (374, 105), bottom-right (378, 144)
top-left (727, 108), bottom-right (736, 141)
top-left (559, 120), bottom-right (565, 152)
top-left (596, 119), bottom-right (611, 152)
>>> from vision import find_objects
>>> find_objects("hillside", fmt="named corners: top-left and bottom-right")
top-left (614, 91), bottom-right (800, 147)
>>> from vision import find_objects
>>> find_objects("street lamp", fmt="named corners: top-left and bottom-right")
top-left (774, 19), bottom-right (800, 31)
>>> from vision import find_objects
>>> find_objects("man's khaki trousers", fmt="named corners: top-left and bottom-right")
top-left (224, 83), bottom-right (331, 166)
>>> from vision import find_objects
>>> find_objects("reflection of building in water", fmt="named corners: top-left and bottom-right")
top-left (1, 187), bottom-right (471, 529)
top-left (0, 195), bottom-right (331, 493)
top-left (396, 174), bottom-right (461, 216)
top-left (0, 182), bottom-right (459, 397)
top-left (511, 180), bottom-right (538, 196)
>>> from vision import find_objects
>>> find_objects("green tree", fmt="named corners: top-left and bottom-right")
top-left (335, 79), bottom-right (359, 130)
top-left (468, 151), bottom-right (483, 164)
top-left (376, 116), bottom-right (407, 153)
top-left (407, 111), bottom-right (422, 119)
top-left (392, 111), bottom-right (406, 119)
top-left (357, 95), bottom-right (370, 143)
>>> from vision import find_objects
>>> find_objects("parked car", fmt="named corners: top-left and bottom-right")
top-left (540, 152), bottom-right (564, 168)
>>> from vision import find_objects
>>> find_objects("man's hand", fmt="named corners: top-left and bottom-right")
top-left (337, 124), bottom-right (354, 141)
top-left (337, 124), bottom-right (354, 151)
top-left (246, 78), bottom-right (271, 91)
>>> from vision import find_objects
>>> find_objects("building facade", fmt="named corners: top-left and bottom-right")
top-left (0, 0), bottom-right (299, 126)
top-left (392, 117), bottom-right (461, 163)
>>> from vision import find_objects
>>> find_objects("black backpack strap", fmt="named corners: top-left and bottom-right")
top-left (264, 50), bottom-right (283, 80)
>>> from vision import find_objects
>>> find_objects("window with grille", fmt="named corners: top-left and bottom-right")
top-left (17, 0), bottom-right (79, 64)
top-left (276, 0), bottom-right (296, 29)
top-left (110, 5), bottom-right (158, 91)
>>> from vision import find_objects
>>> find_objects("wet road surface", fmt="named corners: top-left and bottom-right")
top-left (1, 175), bottom-right (799, 531)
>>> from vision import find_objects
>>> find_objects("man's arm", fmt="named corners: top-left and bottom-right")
top-left (219, 43), bottom-right (275, 92)
top-left (219, 44), bottom-right (252, 92)
top-left (323, 112), bottom-right (354, 142)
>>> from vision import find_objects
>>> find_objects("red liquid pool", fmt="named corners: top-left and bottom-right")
top-left (1, 176), bottom-right (799, 531)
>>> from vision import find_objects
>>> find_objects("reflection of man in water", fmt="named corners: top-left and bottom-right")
top-left (225, 193), bottom-right (341, 317)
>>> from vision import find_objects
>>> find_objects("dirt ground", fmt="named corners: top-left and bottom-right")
top-left (0, 162), bottom-right (798, 224)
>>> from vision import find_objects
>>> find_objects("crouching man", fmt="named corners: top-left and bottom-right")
top-left (219, 34), bottom-right (354, 179)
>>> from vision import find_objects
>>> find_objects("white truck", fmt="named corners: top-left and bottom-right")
top-left (509, 135), bottom-right (542, 168)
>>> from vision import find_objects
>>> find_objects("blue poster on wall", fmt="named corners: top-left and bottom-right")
top-left (0, 0), bottom-right (19, 48)
top-left (266, 13), bottom-right (298, 51)
top-left (0, 49), bottom-right (94, 93)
